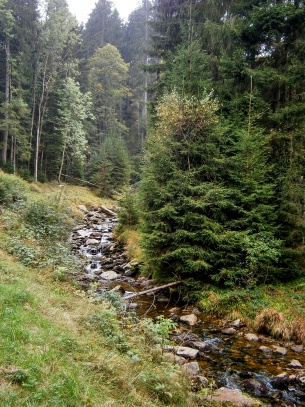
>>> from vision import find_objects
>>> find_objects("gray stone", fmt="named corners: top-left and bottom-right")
top-left (193, 375), bottom-right (209, 388)
top-left (77, 229), bottom-right (91, 238)
top-left (222, 327), bottom-right (237, 335)
top-left (206, 387), bottom-right (262, 406)
top-left (100, 271), bottom-right (119, 280)
top-left (163, 352), bottom-right (186, 366)
top-left (179, 314), bottom-right (198, 326)
top-left (232, 319), bottom-right (242, 328)
top-left (243, 378), bottom-right (270, 397)
top-left (259, 346), bottom-right (272, 354)
top-left (176, 346), bottom-right (199, 359)
top-left (244, 333), bottom-right (259, 342)
top-left (181, 361), bottom-right (200, 376)
top-left (191, 341), bottom-right (210, 352)
top-left (297, 373), bottom-right (305, 386)
top-left (85, 238), bottom-right (100, 245)
top-left (271, 373), bottom-right (290, 390)
top-left (272, 345), bottom-right (288, 356)
top-left (288, 359), bottom-right (303, 369)
top-left (291, 344), bottom-right (304, 354)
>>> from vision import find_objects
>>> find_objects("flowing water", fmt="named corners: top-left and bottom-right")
top-left (71, 208), bottom-right (305, 406)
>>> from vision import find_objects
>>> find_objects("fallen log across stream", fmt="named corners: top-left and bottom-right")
top-left (123, 281), bottom-right (182, 300)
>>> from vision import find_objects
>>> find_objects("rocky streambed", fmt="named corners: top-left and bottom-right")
top-left (70, 205), bottom-right (305, 406)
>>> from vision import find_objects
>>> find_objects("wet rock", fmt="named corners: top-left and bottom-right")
top-left (243, 378), bottom-right (270, 397)
top-left (179, 314), bottom-right (198, 326)
top-left (100, 271), bottom-right (119, 280)
top-left (206, 387), bottom-right (262, 406)
top-left (291, 344), bottom-right (304, 354)
top-left (297, 372), bottom-right (305, 387)
top-left (272, 345), bottom-right (288, 356)
top-left (77, 229), bottom-right (91, 238)
top-left (271, 373), bottom-right (290, 389)
top-left (232, 319), bottom-right (242, 328)
top-left (222, 327), bottom-right (237, 335)
top-left (169, 313), bottom-right (179, 322)
top-left (288, 359), bottom-right (303, 369)
top-left (244, 333), bottom-right (259, 342)
top-left (191, 341), bottom-right (211, 352)
top-left (90, 232), bottom-right (102, 238)
top-left (86, 238), bottom-right (100, 245)
top-left (292, 389), bottom-right (305, 399)
top-left (259, 346), bottom-right (272, 354)
top-left (163, 352), bottom-right (186, 366)
top-left (181, 361), bottom-right (200, 376)
top-left (176, 346), bottom-right (199, 359)
top-left (192, 375), bottom-right (209, 389)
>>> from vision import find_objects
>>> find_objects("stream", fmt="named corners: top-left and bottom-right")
top-left (70, 205), bottom-right (305, 406)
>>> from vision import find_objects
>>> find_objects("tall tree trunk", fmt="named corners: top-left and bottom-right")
top-left (2, 37), bottom-right (11, 164)
top-left (34, 61), bottom-right (48, 182)
top-left (58, 140), bottom-right (66, 184)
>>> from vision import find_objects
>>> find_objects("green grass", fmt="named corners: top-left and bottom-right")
top-left (0, 179), bottom-right (199, 407)
top-left (197, 281), bottom-right (305, 343)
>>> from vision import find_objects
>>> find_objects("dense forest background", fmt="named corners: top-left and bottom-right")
top-left (1, 0), bottom-right (305, 286)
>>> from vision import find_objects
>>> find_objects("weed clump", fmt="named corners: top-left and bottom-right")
top-left (254, 308), bottom-right (291, 340)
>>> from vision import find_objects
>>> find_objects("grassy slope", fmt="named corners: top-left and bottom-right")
top-left (0, 180), bottom-right (198, 407)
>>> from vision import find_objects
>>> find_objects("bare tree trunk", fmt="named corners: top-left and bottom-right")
top-left (143, 0), bottom-right (149, 139)
top-left (29, 56), bottom-right (40, 170)
top-left (34, 62), bottom-right (47, 182)
top-left (2, 37), bottom-right (11, 164)
top-left (58, 140), bottom-right (66, 184)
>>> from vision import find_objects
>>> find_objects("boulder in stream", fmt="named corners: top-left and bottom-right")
top-left (222, 327), bottom-right (237, 335)
top-left (244, 333), bottom-right (259, 342)
top-left (163, 352), bottom-right (186, 366)
top-left (272, 345), bottom-right (288, 356)
top-left (100, 271), bottom-right (119, 281)
top-left (243, 378), bottom-right (270, 397)
top-left (181, 361), bottom-right (200, 376)
top-left (291, 344), bottom-right (304, 354)
top-left (205, 387), bottom-right (262, 406)
top-left (288, 359), bottom-right (303, 369)
top-left (179, 314), bottom-right (198, 326)
top-left (176, 346), bottom-right (199, 359)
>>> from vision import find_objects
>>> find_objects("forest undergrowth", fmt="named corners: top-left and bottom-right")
top-left (0, 172), bottom-right (200, 407)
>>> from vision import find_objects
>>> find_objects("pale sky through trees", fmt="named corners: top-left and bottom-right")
top-left (66, 0), bottom-right (141, 24)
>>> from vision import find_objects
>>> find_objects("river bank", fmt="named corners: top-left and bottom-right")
top-left (71, 203), bottom-right (305, 406)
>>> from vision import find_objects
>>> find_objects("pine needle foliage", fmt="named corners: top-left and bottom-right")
top-left (140, 91), bottom-right (301, 286)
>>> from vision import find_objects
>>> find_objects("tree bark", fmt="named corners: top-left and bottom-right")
top-left (2, 37), bottom-right (11, 164)
top-left (123, 281), bottom-right (182, 300)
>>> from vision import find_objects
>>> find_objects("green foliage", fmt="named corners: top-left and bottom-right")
top-left (0, 171), bottom-right (27, 206)
top-left (116, 188), bottom-right (140, 233)
top-left (88, 306), bottom-right (130, 353)
top-left (140, 90), bottom-right (299, 286)
top-left (23, 198), bottom-right (70, 241)
top-left (90, 136), bottom-right (131, 196)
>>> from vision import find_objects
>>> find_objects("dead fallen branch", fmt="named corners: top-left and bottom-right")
top-left (99, 206), bottom-right (116, 217)
top-left (59, 174), bottom-right (99, 187)
top-left (123, 281), bottom-right (182, 300)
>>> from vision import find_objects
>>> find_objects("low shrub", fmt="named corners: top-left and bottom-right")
top-left (23, 198), bottom-right (70, 240)
top-left (0, 171), bottom-right (27, 207)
